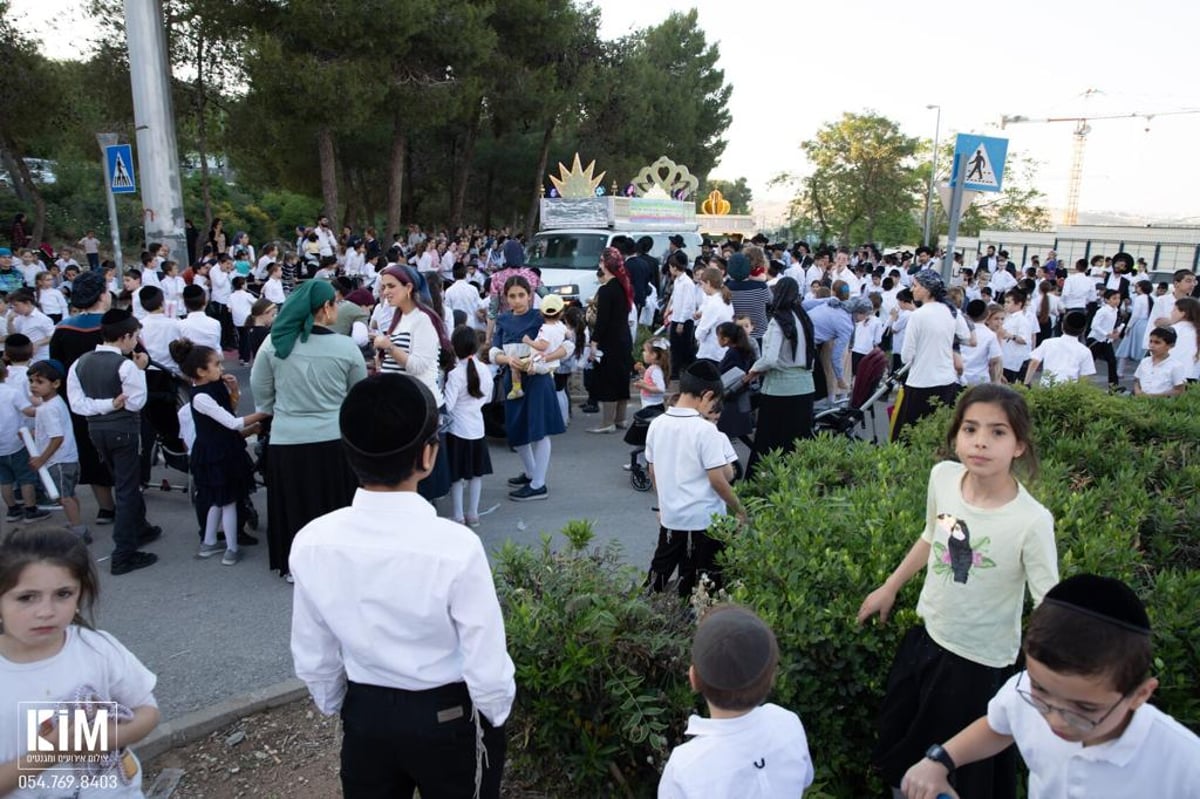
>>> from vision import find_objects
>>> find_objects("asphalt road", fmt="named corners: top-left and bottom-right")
top-left (65, 360), bottom-right (670, 721)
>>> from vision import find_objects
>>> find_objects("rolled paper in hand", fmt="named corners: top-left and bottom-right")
top-left (19, 427), bottom-right (60, 501)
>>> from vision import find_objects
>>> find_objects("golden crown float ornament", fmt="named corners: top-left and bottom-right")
top-left (702, 189), bottom-right (732, 215)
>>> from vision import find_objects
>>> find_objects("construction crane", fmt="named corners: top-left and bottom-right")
top-left (1000, 104), bottom-right (1200, 225)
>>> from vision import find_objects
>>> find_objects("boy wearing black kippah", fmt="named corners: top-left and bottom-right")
top-left (659, 604), bottom-right (814, 798)
top-left (902, 574), bottom-right (1200, 799)
top-left (289, 374), bottom-right (514, 799)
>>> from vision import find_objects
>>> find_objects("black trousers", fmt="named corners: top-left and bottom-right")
top-left (208, 301), bottom-right (237, 350)
top-left (237, 324), bottom-right (252, 362)
top-left (140, 369), bottom-right (184, 484)
top-left (647, 526), bottom-right (723, 597)
top-left (668, 320), bottom-right (696, 379)
top-left (1089, 340), bottom-right (1119, 386)
top-left (340, 681), bottom-right (505, 799)
top-left (89, 425), bottom-right (148, 560)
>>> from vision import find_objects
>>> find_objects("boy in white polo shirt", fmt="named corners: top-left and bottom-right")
top-left (645, 361), bottom-right (744, 597)
top-left (658, 604), bottom-right (814, 798)
top-left (901, 574), bottom-right (1200, 799)
top-left (1024, 311), bottom-right (1096, 388)
top-left (1133, 326), bottom-right (1188, 398)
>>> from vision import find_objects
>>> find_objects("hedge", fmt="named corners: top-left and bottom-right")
top-left (496, 383), bottom-right (1200, 797)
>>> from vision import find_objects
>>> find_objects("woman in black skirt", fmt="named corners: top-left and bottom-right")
top-left (586, 247), bottom-right (636, 433)
top-left (249, 280), bottom-right (368, 581)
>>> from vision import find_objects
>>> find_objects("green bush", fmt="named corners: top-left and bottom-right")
top-left (494, 520), bottom-right (696, 797)
top-left (711, 382), bottom-right (1200, 797)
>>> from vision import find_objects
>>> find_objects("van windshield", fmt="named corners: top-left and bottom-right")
top-left (528, 233), bottom-right (607, 270)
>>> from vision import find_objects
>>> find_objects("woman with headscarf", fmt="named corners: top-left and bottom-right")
top-left (890, 270), bottom-right (972, 442)
top-left (744, 277), bottom-right (817, 480)
top-left (373, 265), bottom-right (454, 501)
top-left (207, 218), bottom-right (226, 255)
top-left (727, 249), bottom-right (772, 341)
top-left (586, 247), bottom-right (636, 433)
top-left (251, 280), bottom-right (368, 581)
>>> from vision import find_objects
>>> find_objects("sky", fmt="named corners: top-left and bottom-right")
top-left (10, 0), bottom-right (1200, 225)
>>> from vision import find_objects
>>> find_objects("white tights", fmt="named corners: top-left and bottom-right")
top-left (514, 438), bottom-right (552, 489)
top-left (204, 502), bottom-right (238, 551)
top-left (451, 477), bottom-right (483, 521)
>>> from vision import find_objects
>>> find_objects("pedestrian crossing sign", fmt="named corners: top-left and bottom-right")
top-left (951, 134), bottom-right (1008, 193)
top-left (105, 144), bottom-right (137, 195)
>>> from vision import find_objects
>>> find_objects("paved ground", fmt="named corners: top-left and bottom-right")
top-left (71, 360), bottom-right (673, 721)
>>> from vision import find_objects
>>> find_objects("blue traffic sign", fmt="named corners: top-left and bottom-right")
top-left (105, 144), bottom-right (136, 195)
top-left (951, 134), bottom-right (1008, 193)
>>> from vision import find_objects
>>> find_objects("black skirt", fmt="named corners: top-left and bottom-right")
top-left (890, 383), bottom-right (961, 443)
top-left (746, 391), bottom-right (814, 480)
top-left (266, 439), bottom-right (358, 575)
top-left (445, 434), bottom-right (493, 481)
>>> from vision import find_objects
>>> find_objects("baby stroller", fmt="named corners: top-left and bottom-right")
top-left (623, 405), bottom-right (666, 491)
top-left (812, 350), bottom-right (908, 443)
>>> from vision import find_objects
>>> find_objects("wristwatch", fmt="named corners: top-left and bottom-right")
top-left (925, 743), bottom-right (956, 774)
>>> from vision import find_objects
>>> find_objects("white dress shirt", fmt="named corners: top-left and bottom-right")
top-left (444, 358), bottom-right (493, 439)
top-left (66, 344), bottom-right (148, 415)
top-left (987, 672), bottom-right (1200, 799)
top-left (209, 266), bottom-right (233, 304)
top-left (179, 311), bottom-right (222, 353)
top-left (139, 313), bottom-right (182, 374)
top-left (262, 277), bottom-right (286, 305)
top-left (290, 490), bottom-right (516, 725)
top-left (658, 704), bottom-right (814, 799)
top-left (1062, 272), bottom-right (1095, 310)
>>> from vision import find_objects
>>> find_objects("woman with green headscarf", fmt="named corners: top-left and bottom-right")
top-left (251, 280), bottom-right (368, 582)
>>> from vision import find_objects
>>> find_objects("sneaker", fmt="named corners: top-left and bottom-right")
top-left (196, 542), bottom-right (224, 559)
top-left (509, 484), bottom-right (548, 502)
top-left (96, 508), bottom-right (116, 526)
top-left (23, 508), bottom-right (51, 522)
top-left (111, 551), bottom-right (158, 575)
top-left (284, 573), bottom-right (295, 584)
top-left (138, 526), bottom-right (162, 545)
top-left (507, 473), bottom-right (532, 487)
top-left (6, 506), bottom-right (24, 523)
top-left (507, 387), bottom-right (525, 400)
top-left (237, 532), bottom-right (259, 546)
top-left (221, 549), bottom-right (243, 566)
top-left (621, 463), bottom-right (632, 471)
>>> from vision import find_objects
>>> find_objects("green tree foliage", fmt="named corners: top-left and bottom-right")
top-left (791, 111), bottom-right (922, 246)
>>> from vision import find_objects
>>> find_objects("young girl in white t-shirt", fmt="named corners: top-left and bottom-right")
top-left (858, 385), bottom-right (1058, 798)
top-left (35, 273), bottom-right (68, 323)
top-left (998, 288), bottom-right (1034, 383)
top-left (694, 267), bottom-right (733, 362)
top-left (444, 326), bottom-right (494, 527)
top-left (633, 338), bottom-right (669, 410)
top-left (0, 529), bottom-right (161, 797)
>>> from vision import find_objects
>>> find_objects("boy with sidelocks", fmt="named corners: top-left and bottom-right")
top-left (901, 574), bottom-right (1200, 798)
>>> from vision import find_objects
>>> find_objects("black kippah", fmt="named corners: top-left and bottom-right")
top-left (339, 374), bottom-right (437, 457)
top-left (692, 605), bottom-right (778, 691)
top-left (1043, 574), bottom-right (1151, 636)
top-left (685, 360), bottom-right (721, 383)
top-left (101, 308), bottom-right (132, 325)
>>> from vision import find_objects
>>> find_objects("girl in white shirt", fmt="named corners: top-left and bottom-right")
top-left (694, 267), bottom-right (734, 362)
top-left (633, 338), bottom-right (668, 409)
top-left (7, 289), bottom-right (55, 362)
top-left (35, 272), bottom-right (68, 323)
top-left (0, 529), bottom-right (162, 793)
top-left (159, 261), bottom-right (186, 318)
top-left (1116, 279), bottom-right (1153, 364)
top-left (1169, 297), bottom-right (1200, 380)
top-left (444, 327), bottom-right (494, 526)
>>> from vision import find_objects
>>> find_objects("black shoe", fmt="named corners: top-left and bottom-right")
top-left (138, 526), bottom-right (162, 545)
top-left (23, 508), bottom-right (51, 522)
top-left (580, 402), bottom-right (600, 413)
top-left (507, 473), bottom-right (532, 487)
top-left (509, 484), bottom-right (548, 502)
top-left (110, 551), bottom-right (158, 575)
top-left (96, 508), bottom-right (116, 525)
top-left (6, 506), bottom-right (24, 522)
top-left (237, 532), bottom-right (259, 546)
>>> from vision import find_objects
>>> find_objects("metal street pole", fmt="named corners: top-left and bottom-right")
top-left (922, 104), bottom-right (942, 248)
top-left (942, 153), bottom-right (968, 284)
top-left (96, 133), bottom-right (124, 272)
top-left (124, 0), bottom-right (187, 263)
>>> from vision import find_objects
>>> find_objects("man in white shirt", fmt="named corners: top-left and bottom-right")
top-left (314, 215), bottom-right (337, 258)
top-left (1061, 259), bottom-right (1096, 312)
top-left (290, 375), bottom-right (513, 799)
top-left (178, 285), bottom-right (222, 354)
top-left (439, 241), bottom-right (458, 281)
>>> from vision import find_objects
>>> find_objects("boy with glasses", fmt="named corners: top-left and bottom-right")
top-left (900, 574), bottom-right (1200, 799)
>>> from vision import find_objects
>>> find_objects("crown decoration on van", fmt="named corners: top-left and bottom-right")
top-left (702, 189), bottom-right (732, 216)
top-left (631, 155), bottom-right (699, 201)
top-left (549, 153), bottom-right (606, 199)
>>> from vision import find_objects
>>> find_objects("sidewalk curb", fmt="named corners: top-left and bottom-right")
top-left (135, 678), bottom-right (309, 762)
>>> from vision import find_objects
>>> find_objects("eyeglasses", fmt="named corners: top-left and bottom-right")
top-left (1015, 672), bottom-right (1128, 732)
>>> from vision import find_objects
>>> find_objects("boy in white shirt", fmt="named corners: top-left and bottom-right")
top-left (261, 262), bottom-right (286, 305)
top-left (1133, 326), bottom-right (1188, 397)
top-left (998, 290), bottom-right (1034, 383)
top-left (644, 361), bottom-right (744, 597)
top-left (27, 358), bottom-right (90, 542)
top-left (230, 276), bottom-right (257, 366)
top-left (659, 605), bottom-right (814, 799)
top-left (1086, 290), bottom-right (1122, 388)
top-left (886, 289), bottom-right (915, 373)
top-left (290, 374), bottom-right (513, 798)
top-left (959, 300), bottom-right (1003, 386)
top-left (444, 263), bottom-right (485, 332)
top-left (123, 269), bottom-right (147, 319)
top-left (901, 574), bottom-right (1200, 799)
top-left (1025, 311), bottom-right (1096, 387)
top-left (178, 284), bottom-right (222, 354)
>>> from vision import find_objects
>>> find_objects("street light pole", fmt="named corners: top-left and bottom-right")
top-left (922, 104), bottom-right (942, 248)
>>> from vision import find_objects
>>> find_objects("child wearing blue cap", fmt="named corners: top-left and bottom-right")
top-left (26, 359), bottom-right (90, 543)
